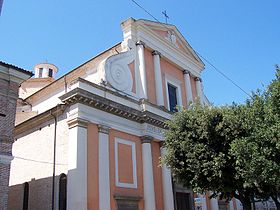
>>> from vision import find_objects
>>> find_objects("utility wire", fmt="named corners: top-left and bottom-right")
top-left (195, 52), bottom-right (252, 98)
top-left (130, 0), bottom-right (252, 98)
top-left (14, 156), bottom-right (67, 166)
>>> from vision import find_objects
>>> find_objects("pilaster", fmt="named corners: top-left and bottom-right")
top-left (183, 70), bottom-right (194, 105)
top-left (152, 50), bottom-right (164, 106)
top-left (136, 41), bottom-right (147, 99)
top-left (67, 117), bottom-right (89, 210)
top-left (140, 135), bottom-right (156, 210)
top-left (195, 77), bottom-right (204, 105)
top-left (160, 147), bottom-right (175, 210)
top-left (98, 125), bottom-right (111, 210)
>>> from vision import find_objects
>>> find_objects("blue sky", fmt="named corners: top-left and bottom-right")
top-left (0, 0), bottom-right (279, 105)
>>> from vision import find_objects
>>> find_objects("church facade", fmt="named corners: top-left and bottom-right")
top-left (8, 18), bottom-right (241, 210)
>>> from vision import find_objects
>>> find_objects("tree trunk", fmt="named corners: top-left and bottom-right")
top-left (239, 195), bottom-right (252, 210)
top-left (271, 196), bottom-right (280, 210)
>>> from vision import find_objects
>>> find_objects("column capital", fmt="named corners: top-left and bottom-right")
top-left (98, 124), bottom-right (110, 134)
top-left (140, 135), bottom-right (153, 144)
top-left (152, 50), bottom-right (161, 57)
top-left (67, 117), bottom-right (89, 129)
top-left (183, 70), bottom-right (190, 75)
top-left (136, 40), bottom-right (145, 47)
top-left (195, 77), bottom-right (202, 82)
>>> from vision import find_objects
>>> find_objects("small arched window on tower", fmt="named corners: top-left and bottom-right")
top-left (59, 173), bottom-right (67, 210)
top-left (39, 68), bottom-right (43, 78)
top-left (48, 69), bottom-right (53, 78)
top-left (23, 182), bottom-right (29, 210)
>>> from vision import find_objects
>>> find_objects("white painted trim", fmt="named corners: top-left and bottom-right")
top-left (136, 43), bottom-right (147, 99)
top-left (99, 131), bottom-right (111, 210)
top-left (68, 103), bottom-right (168, 141)
top-left (115, 138), bottom-right (137, 189)
top-left (142, 141), bottom-right (156, 210)
top-left (165, 74), bottom-right (183, 111)
top-left (136, 26), bottom-right (203, 77)
top-left (161, 148), bottom-right (175, 210)
top-left (184, 72), bottom-right (194, 104)
top-left (67, 125), bottom-right (87, 210)
top-left (153, 52), bottom-right (164, 106)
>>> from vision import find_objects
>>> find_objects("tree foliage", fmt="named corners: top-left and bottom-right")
top-left (163, 67), bottom-right (280, 210)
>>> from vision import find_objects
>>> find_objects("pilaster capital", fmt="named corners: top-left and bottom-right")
top-left (98, 124), bottom-right (110, 134)
top-left (67, 117), bottom-right (89, 129)
top-left (183, 70), bottom-right (191, 75)
top-left (152, 50), bottom-right (161, 57)
top-left (195, 77), bottom-right (202, 82)
top-left (136, 40), bottom-right (146, 47)
top-left (140, 135), bottom-right (153, 144)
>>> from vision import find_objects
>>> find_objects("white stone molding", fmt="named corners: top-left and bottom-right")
top-left (143, 123), bottom-right (164, 141)
top-left (120, 19), bottom-right (204, 77)
top-left (152, 50), bottom-right (164, 106)
top-left (67, 119), bottom-right (88, 210)
top-left (141, 135), bottom-right (156, 210)
top-left (97, 41), bottom-right (135, 94)
top-left (0, 154), bottom-right (14, 165)
top-left (165, 74), bottom-right (183, 111)
top-left (195, 77), bottom-right (204, 105)
top-left (136, 41), bottom-right (148, 99)
top-left (183, 70), bottom-right (194, 105)
top-left (115, 138), bottom-right (137, 188)
top-left (160, 147), bottom-right (175, 210)
top-left (67, 117), bottom-right (89, 129)
top-left (98, 124), bottom-right (111, 210)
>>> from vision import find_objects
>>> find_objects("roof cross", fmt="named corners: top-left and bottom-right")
top-left (162, 10), bottom-right (169, 24)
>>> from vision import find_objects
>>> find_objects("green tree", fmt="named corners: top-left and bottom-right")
top-left (230, 67), bottom-right (280, 209)
top-left (163, 67), bottom-right (280, 210)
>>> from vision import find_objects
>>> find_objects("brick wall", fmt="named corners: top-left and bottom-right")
top-left (0, 78), bottom-right (19, 210)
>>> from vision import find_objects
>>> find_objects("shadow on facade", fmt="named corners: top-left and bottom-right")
top-left (8, 173), bottom-right (66, 210)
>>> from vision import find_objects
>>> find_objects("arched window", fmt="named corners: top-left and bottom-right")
top-left (59, 173), bottom-right (67, 210)
top-left (23, 182), bottom-right (29, 210)
top-left (48, 69), bottom-right (53, 77)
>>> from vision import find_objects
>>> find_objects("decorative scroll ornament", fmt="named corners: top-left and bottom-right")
top-left (98, 39), bottom-right (135, 93)
top-left (166, 30), bottom-right (178, 47)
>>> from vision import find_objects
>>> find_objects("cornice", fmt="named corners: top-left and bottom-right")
top-left (59, 88), bottom-right (168, 128)
top-left (135, 23), bottom-right (204, 70)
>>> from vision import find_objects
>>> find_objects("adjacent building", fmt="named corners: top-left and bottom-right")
top-left (0, 61), bottom-right (33, 210)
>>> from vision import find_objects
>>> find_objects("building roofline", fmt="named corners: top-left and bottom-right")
top-left (24, 42), bottom-right (122, 101)
top-left (0, 61), bottom-right (34, 76)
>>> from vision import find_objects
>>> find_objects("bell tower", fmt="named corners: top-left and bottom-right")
top-left (34, 63), bottom-right (58, 79)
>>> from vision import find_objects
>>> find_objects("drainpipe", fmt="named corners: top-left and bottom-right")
top-left (50, 109), bottom-right (58, 210)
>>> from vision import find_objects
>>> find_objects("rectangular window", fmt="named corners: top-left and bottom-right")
top-left (168, 83), bottom-right (178, 112)
top-left (48, 69), bottom-right (53, 77)
top-left (39, 68), bottom-right (43, 78)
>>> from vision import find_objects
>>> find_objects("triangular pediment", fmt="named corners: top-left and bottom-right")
top-left (137, 19), bottom-right (203, 65)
